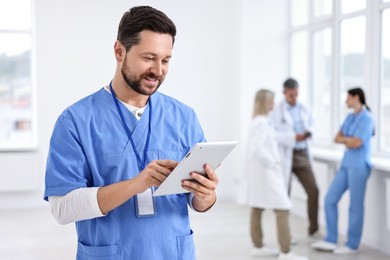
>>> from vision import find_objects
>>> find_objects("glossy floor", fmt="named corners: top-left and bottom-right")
top-left (0, 202), bottom-right (388, 259)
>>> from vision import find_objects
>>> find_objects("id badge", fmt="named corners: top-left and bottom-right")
top-left (135, 188), bottom-right (156, 218)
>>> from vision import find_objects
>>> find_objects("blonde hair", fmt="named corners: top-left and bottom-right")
top-left (253, 89), bottom-right (274, 117)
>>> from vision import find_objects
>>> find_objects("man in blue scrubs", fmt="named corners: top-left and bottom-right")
top-left (44, 6), bottom-right (218, 259)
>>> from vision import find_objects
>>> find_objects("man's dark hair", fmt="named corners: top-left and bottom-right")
top-left (117, 6), bottom-right (177, 51)
top-left (283, 78), bottom-right (299, 90)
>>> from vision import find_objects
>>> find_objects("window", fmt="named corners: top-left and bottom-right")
top-left (313, 0), bottom-right (332, 18)
top-left (312, 28), bottom-right (332, 144)
top-left (290, 31), bottom-right (309, 103)
top-left (339, 16), bottom-right (366, 121)
top-left (341, 0), bottom-right (366, 14)
top-left (289, 0), bottom-right (390, 154)
top-left (0, 0), bottom-right (35, 150)
top-left (381, 8), bottom-right (390, 151)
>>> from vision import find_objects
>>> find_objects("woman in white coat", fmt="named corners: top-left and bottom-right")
top-left (239, 89), bottom-right (308, 260)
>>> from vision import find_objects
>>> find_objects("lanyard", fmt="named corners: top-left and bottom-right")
top-left (109, 81), bottom-right (152, 171)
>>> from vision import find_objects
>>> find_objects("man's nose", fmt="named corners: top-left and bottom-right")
top-left (150, 61), bottom-right (164, 76)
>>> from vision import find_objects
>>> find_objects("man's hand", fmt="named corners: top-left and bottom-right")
top-left (97, 159), bottom-right (178, 215)
top-left (135, 160), bottom-right (179, 193)
top-left (296, 133), bottom-right (306, 141)
top-left (181, 164), bottom-right (218, 212)
top-left (296, 131), bottom-right (311, 141)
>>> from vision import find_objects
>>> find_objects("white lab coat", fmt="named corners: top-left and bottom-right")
top-left (238, 115), bottom-right (291, 209)
top-left (270, 100), bottom-right (314, 189)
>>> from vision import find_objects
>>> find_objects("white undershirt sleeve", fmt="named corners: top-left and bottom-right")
top-left (49, 187), bottom-right (105, 225)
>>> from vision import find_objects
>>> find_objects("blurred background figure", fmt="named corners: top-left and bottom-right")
top-left (311, 87), bottom-right (375, 255)
top-left (238, 89), bottom-right (308, 260)
top-left (271, 78), bottom-right (319, 236)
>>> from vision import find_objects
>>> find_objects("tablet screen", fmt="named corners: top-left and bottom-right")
top-left (153, 141), bottom-right (238, 196)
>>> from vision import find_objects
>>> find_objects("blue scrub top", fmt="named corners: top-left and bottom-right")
top-left (339, 109), bottom-right (374, 168)
top-left (44, 88), bottom-right (205, 260)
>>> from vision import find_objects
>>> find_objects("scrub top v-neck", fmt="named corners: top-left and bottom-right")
top-left (44, 86), bottom-right (206, 259)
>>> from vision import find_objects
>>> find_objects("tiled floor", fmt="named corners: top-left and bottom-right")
top-left (0, 202), bottom-right (388, 259)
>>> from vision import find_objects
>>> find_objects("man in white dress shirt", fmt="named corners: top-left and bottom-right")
top-left (271, 78), bottom-right (319, 236)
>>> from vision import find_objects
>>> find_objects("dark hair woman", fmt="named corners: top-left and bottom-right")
top-left (312, 87), bottom-right (374, 254)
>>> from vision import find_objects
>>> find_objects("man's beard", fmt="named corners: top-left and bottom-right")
top-left (121, 58), bottom-right (164, 96)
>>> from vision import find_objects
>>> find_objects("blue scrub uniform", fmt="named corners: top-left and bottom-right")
top-left (324, 109), bottom-right (374, 249)
top-left (44, 88), bottom-right (205, 259)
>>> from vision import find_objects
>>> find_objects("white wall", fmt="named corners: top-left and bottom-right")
top-left (237, 0), bottom-right (289, 184)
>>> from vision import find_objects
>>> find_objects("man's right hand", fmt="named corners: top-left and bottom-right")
top-left (97, 159), bottom-right (178, 215)
top-left (296, 133), bottom-right (306, 141)
top-left (296, 131), bottom-right (311, 141)
top-left (135, 160), bottom-right (179, 193)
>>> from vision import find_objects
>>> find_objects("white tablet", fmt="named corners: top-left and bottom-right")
top-left (153, 141), bottom-right (238, 196)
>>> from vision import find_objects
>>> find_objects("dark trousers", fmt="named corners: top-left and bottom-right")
top-left (291, 149), bottom-right (319, 235)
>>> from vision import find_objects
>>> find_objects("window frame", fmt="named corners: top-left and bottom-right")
top-left (0, 0), bottom-right (36, 151)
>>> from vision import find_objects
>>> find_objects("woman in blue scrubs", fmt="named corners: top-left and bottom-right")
top-left (311, 88), bottom-right (374, 254)
top-left (44, 6), bottom-right (218, 260)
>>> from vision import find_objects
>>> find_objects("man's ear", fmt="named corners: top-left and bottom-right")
top-left (114, 41), bottom-right (125, 62)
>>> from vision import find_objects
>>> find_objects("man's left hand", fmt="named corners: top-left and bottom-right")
top-left (181, 164), bottom-right (218, 212)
